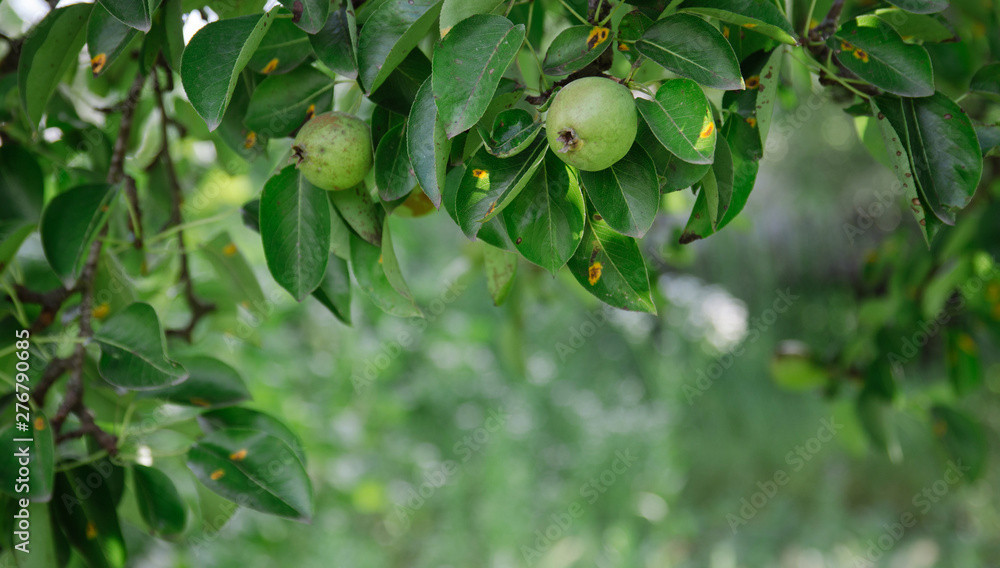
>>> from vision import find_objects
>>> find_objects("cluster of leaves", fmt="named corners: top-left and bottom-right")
top-left (0, 0), bottom-right (998, 565)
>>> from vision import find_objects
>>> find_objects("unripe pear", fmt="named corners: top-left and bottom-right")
top-left (292, 112), bottom-right (373, 191)
top-left (546, 77), bottom-right (637, 172)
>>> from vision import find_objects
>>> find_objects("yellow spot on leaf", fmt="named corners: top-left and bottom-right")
top-left (746, 117), bottom-right (757, 128)
top-left (958, 334), bottom-right (977, 354)
top-left (808, 19), bottom-right (819, 30)
top-left (86, 521), bottom-right (98, 540)
top-left (618, 42), bottom-right (629, 52)
top-left (933, 420), bottom-right (947, 437)
top-left (840, 40), bottom-right (854, 51)
top-left (587, 27), bottom-right (610, 50)
top-left (742, 23), bottom-right (757, 28)
top-left (853, 49), bottom-right (869, 63)
top-left (223, 242), bottom-right (238, 256)
top-left (971, 22), bottom-right (985, 38)
top-left (92, 303), bottom-right (110, 320)
top-left (34, 417), bottom-right (45, 431)
top-left (244, 131), bottom-right (257, 149)
top-left (229, 448), bottom-right (248, 461)
top-left (722, 26), bottom-right (730, 39)
top-left (210, 469), bottom-right (225, 480)
top-left (588, 262), bottom-right (603, 286)
top-left (473, 169), bottom-right (488, 180)
top-left (190, 397), bottom-right (211, 407)
top-left (699, 121), bottom-right (715, 139)
top-left (486, 201), bottom-right (497, 216)
top-left (441, 26), bottom-right (452, 38)
top-left (378, 254), bottom-right (383, 264)
top-left (91, 54), bottom-right (107, 75)
top-left (745, 75), bottom-right (760, 89)
top-left (261, 58), bottom-right (280, 74)
top-left (306, 104), bottom-right (316, 120)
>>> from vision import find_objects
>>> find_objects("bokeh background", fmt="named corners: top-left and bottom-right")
top-left (2, 0), bottom-right (1000, 567)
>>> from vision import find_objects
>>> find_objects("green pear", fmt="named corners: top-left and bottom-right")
top-left (546, 77), bottom-right (637, 172)
top-left (292, 112), bottom-right (373, 191)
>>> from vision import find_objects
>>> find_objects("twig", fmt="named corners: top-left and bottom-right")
top-left (31, 356), bottom-right (70, 406)
top-left (56, 408), bottom-right (118, 455)
top-left (13, 284), bottom-right (72, 334)
top-left (151, 65), bottom-right (216, 342)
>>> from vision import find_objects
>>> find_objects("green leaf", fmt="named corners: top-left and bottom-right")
top-left (245, 66), bottom-right (334, 137)
top-left (198, 407), bottom-right (307, 464)
top-left (375, 123), bottom-right (418, 202)
top-left (636, 121), bottom-right (708, 192)
top-left (884, 0), bottom-right (948, 14)
top-left (874, 93), bottom-right (982, 225)
top-left (53, 466), bottom-right (128, 568)
top-left (440, 0), bottom-right (505, 36)
top-left (248, 17), bottom-right (313, 75)
top-left (679, 184), bottom-right (715, 244)
top-left (542, 24), bottom-right (614, 76)
top-left (481, 108), bottom-right (543, 159)
top-left (349, 227), bottom-right (423, 318)
top-left (18, 4), bottom-right (92, 128)
top-left (188, 428), bottom-right (313, 521)
top-left (95, 302), bottom-right (188, 390)
top-left (678, 0), bottom-right (796, 45)
top-left (328, 185), bottom-right (383, 246)
top-left (180, 11), bottom-right (275, 131)
top-left (931, 405), bottom-right (986, 481)
top-left (754, 47), bottom-right (783, 147)
top-left (369, 48), bottom-right (432, 115)
top-left (977, 124), bottom-right (1000, 156)
top-left (87, 3), bottom-right (139, 77)
top-left (715, 118), bottom-right (760, 230)
top-left (568, 217), bottom-right (656, 313)
top-left (456, 137), bottom-right (548, 239)
top-left (0, 222), bottom-right (36, 277)
top-left (260, 165), bottom-right (332, 301)
top-left (358, 0), bottom-right (442, 94)
top-left (945, 331), bottom-right (981, 396)
top-left (407, 77), bottom-right (450, 207)
top-left (869, 97), bottom-right (941, 244)
top-left (0, 143), bottom-right (44, 223)
top-left (833, 16), bottom-right (934, 97)
top-left (309, 4), bottom-right (359, 79)
top-left (329, 203), bottom-right (352, 259)
top-left (579, 144), bottom-right (659, 238)
top-left (98, 0), bottom-right (156, 32)
top-left (40, 184), bottom-right (117, 283)
top-left (969, 62), bottom-right (1000, 101)
top-left (278, 0), bottom-right (330, 34)
top-left (636, 14), bottom-right (744, 91)
top-left (617, 10), bottom-right (652, 64)
top-left (312, 254), bottom-right (352, 325)
top-left (132, 465), bottom-right (187, 536)
top-left (214, 75), bottom-right (271, 162)
top-left (0, 413), bottom-right (55, 501)
top-left (433, 14), bottom-right (526, 138)
top-left (874, 8), bottom-right (956, 43)
top-left (139, 356), bottom-right (251, 408)
top-left (379, 217), bottom-right (418, 302)
top-left (201, 232), bottom-right (267, 310)
top-left (502, 151), bottom-right (585, 273)
top-left (635, 78), bottom-right (716, 165)
top-left (483, 244), bottom-right (518, 306)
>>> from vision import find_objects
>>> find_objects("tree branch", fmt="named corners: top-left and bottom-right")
top-left (13, 284), bottom-right (72, 334)
top-left (152, 65), bottom-right (216, 342)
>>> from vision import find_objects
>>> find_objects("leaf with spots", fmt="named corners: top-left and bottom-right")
top-left (132, 465), bottom-right (187, 536)
top-left (503, 151), bottom-right (586, 274)
top-left (198, 407), bottom-right (307, 464)
top-left (579, 144), bottom-right (660, 238)
top-left (52, 465), bottom-right (128, 568)
top-left (617, 10), bottom-right (652, 64)
top-left (433, 14), bottom-right (526, 138)
top-left (832, 16), bottom-right (934, 97)
top-left (248, 17), bottom-right (313, 75)
top-left (138, 356), bottom-right (251, 408)
top-left (180, 10), bottom-right (275, 131)
top-left (375, 123), bottom-right (418, 202)
top-left (18, 3), bottom-right (92, 128)
top-left (874, 8), bottom-right (957, 43)
top-left (309, 3), bottom-right (359, 79)
top-left (201, 232), bottom-right (267, 311)
top-left (0, 413), bottom-right (54, 501)
top-left (260, 165), bottom-right (332, 301)
top-left (245, 66), bottom-right (334, 137)
top-left (568, 216), bottom-right (656, 313)
top-left (358, 0), bottom-right (442, 94)
top-left (480, 108), bottom-right (543, 159)
top-left (188, 428), bottom-right (313, 521)
top-left (455, 136), bottom-right (548, 239)
top-left (407, 77), bottom-right (451, 207)
top-left (278, 0), bottom-right (330, 34)
top-left (87, 2), bottom-right (139, 77)
top-left (328, 185), bottom-right (383, 246)
top-left (94, 302), bottom-right (189, 390)
top-left (635, 78), bottom-right (716, 165)
top-left (636, 14), bottom-right (743, 91)
top-left (542, 24), bottom-right (614, 76)
top-left (715, 116), bottom-right (761, 231)
top-left (678, 0), bottom-right (797, 45)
